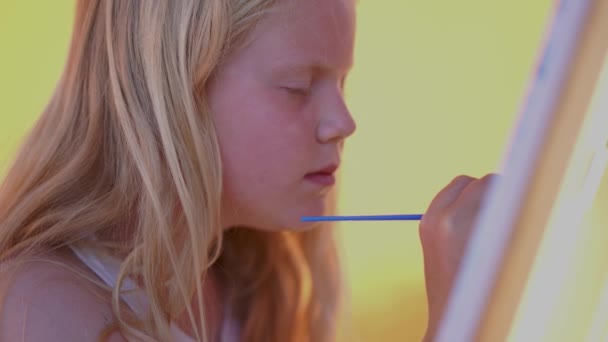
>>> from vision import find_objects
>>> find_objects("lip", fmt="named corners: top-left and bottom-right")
top-left (313, 164), bottom-right (338, 174)
top-left (305, 164), bottom-right (338, 186)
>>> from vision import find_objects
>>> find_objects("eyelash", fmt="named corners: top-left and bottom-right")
top-left (283, 86), bottom-right (311, 97)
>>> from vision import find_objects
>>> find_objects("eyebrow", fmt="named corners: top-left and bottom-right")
top-left (272, 59), bottom-right (353, 77)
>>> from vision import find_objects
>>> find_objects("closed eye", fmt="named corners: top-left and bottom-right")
top-left (282, 87), bottom-right (311, 97)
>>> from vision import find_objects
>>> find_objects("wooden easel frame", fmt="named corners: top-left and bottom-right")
top-left (434, 0), bottom-right (608, 340)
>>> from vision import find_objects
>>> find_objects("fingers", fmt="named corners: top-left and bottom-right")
top-left (420, 175), bottom-right (475, 229)
top-left (442, 173), bottom-right (498, 235)
top-left (420, 173), bottom-right (499, 246)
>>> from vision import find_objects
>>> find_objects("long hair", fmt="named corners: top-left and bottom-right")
top-left (0, 1), bottom-right (343, 341)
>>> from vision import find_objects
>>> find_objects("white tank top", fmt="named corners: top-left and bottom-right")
top-left (69, 243), bottom-right (239, 342)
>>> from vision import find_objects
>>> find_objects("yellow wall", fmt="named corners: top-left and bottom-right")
top-left (339, 1), bottom-right (552, 340)
top-left (0, 1), bottom-right (553, 340)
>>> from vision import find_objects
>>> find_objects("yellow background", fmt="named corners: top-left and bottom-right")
top-left (0, 1), bottom-right (553, 341)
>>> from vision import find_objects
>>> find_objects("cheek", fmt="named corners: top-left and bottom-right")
top-left (214, 82), bottom-right (313, 148)
top-left (211, 88), bottom-right (316, 188)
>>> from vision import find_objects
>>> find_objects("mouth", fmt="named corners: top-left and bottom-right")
top-left (304, 164), bottom-right (338, 186)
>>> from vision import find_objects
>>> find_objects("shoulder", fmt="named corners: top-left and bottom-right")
top-left (0, 249), bottom-right (126, 341)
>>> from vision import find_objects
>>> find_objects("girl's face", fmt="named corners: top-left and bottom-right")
top-left (208, 0), bottom-right (356, 231)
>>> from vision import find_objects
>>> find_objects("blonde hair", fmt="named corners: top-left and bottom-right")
top-left (0, 0), bottom-right (343, 341)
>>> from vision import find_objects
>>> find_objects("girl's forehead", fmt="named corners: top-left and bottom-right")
top-left (272, 0), bottom-right (356, 26)
top-left (245, 0), bottom-right (356, 68)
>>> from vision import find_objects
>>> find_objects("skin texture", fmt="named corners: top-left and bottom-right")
top-left (0, 249), bottom-right (127, 341)
top-left (209, 0), bottom-right (357, 232)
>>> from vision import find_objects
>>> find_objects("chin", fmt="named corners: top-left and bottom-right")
top-left (289, 220), bottom-right (323, 232)
top-left (243, 212), bottom-right (325, 232)
top-left (263, 218), bottom-right (323, 232)
top-left (227, 200), bottom-right (330, 232)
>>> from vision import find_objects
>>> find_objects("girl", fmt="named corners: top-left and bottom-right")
top-left (0, 0), bottom-right (493, 341)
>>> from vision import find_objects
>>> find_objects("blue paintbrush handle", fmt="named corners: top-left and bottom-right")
top-left (301, 214), bottom-right (423, 222)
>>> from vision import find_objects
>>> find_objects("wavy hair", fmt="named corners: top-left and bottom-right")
top-left (0, 1), bottom-right (343, 341)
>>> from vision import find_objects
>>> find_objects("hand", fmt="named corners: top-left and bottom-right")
top-left (419, 174), bottom-right (498, 341)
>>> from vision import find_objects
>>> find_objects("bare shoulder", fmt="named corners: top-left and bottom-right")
top-left (0, 249), bottom-right (126, 341)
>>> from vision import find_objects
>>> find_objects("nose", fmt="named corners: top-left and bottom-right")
top-left (316, 95), bottom-right (357, 143)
